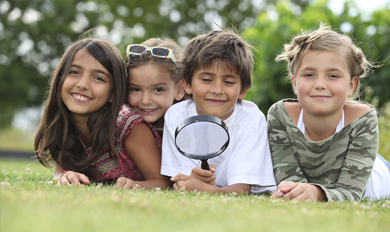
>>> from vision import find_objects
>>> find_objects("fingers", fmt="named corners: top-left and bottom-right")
top-left (190, 167), bottom-right (216, 185)
top-left (57, 171), bottom-right (90, 186)
top-left (114, 177), bottom-right (134, 189)
top-left (173, 181), bottom-right (182, 191)
top-left (282, 186), bottom-right (304, 200)
top-left (209, 164), bottom-right (216, 173)
top-left (270, 189), bottom-right (284, 198)
top-left (170, 173), bottom-right (191, 182)
top-left (271, 181), bottom-right (300, 198)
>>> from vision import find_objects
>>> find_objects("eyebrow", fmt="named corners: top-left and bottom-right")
top-left (70, 64), bottom-right (111, 78)
top-left (198, 71), bottom-right (239, 79)
top-left (129, 82), bottom-right (169, 87)
top-left (300, 67), bottom-right (343, 73)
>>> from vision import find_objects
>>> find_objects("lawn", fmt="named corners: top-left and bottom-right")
top-left (1, 158), bottom-right (389, 232)
top-left (1, 102), bottom-right (389, 231)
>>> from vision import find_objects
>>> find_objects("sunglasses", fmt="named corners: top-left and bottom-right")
top-left (126, 44), bottom-right (176, 62)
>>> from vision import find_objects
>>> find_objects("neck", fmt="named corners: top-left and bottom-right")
top-left (303, 110), bottom-right (342, 141)
top-left (152, 116), bottom-right (164, 129)
top-left (71, 114), bottom-right (92, 146)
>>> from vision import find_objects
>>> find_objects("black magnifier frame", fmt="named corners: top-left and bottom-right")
top-left (174, 115), bottom-right (230, 170)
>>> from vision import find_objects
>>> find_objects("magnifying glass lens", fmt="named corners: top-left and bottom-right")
top-left (176, 121), bottom-right (228, 157)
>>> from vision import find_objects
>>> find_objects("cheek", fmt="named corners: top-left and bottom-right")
top-left (156, 95), bottom-right (175, 109)
top-left (128, 92), bottom-right (140, 105)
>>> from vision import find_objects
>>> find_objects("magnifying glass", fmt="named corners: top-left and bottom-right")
top-left (174, 115), bottom-right (230, 170)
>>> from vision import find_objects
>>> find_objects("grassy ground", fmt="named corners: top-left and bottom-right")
top-left (1, 102), bottom-right (389, 231)
top-left (1, 158), bottom-right (390, 232)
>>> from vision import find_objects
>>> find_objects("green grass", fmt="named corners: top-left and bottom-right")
top-left (1, 158), bottom-right (390, 232)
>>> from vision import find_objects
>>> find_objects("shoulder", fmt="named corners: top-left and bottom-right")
top-left (267, 99), bottom-right (299, 124)
top-left (344, 102), bottom-right (375, 126)
top-left (116, 104), bottom-right (144, 133)
top-left (165, 100), bottom-right (194, 126)
top-left (238, 100), bottom-right (266, 122)
top-left (282, 99), bottom-right (301, 126)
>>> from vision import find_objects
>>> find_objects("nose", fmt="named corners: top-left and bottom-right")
top-left (141, 92), bottom-right (152, 105)
top-left (77, 75), bottom-right (90, 90)
top-left (210, 81), bottom-right (223, 95)
top-left (314, 76), bottom-right (326, 90)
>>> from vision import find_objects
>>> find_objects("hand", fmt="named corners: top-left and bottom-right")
top-left (271, 181), bottom-right (327, 202)
top-left (189, 164), bottom-right (216, 185)
top-left (171, 174), bottom-right (215, 193)
top-left (57, 171), bottom-right (90, 186)
top-left (113, 177), bottom-right (134, 189)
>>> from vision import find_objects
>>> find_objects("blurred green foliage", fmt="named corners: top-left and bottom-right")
top-left (0, 0), bottom-right (282, 128)
top-left (244, 0), bottom-right (390, 115)
top-left (1, 0), bottom-right (389, 128)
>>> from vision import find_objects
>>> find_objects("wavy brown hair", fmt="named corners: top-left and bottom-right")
top-left (34, 38), bottom-right (127, 179)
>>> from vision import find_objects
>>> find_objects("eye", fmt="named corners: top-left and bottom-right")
top-left (201, 78), bottom-right (212, 82)
top-left (94, 76), bottom-right (106, 82)
top-left (303, 73), bottom-right (314, 78)
top-left (329, 74), bottom-right (340, 79)
top-left (154, 87), bottom-right (165, 93)
top-left (130, 87), bottom-right (141, 92)
top-left (224, 80), bottom-right (235, 85)
top-left (69, 70), bottom-right (79, 75)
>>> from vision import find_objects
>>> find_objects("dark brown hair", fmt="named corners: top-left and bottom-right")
top-left (181, 29), bottom-right (254, 100)
top-left (34, 38), bottom-right (127, 179)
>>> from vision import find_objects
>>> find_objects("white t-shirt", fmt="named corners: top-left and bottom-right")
top-left (161, 99), bottom-right (276, 194)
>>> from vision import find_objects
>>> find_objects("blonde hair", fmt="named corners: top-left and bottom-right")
top-left (276, 23), bottom-right (373, 99)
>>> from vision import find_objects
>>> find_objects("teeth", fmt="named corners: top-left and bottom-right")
top-left (73, 94), bottom-right (89, 101)
top-left (142, 109), bottom-right (156, 112)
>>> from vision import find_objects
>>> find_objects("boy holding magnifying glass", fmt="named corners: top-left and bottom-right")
top-left (161, 29), bottom-right (276, 194)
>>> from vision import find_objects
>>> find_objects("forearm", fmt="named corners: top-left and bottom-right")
top-left (198, 183), bottom-right (251, 195)
top-left (314, 183), bottom-right (362, 202)
top-left (133, 176), bottom-right (173, 190)
top-left (53, 162), bottom-right (66, 179)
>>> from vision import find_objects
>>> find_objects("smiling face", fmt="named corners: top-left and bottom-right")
top-left (60, 48), bottom-right (113, 122)
top-left (292, 50), bottom-right (358, 117)
top-left (128, 63), bottom-right (183, 128)
top-left (184, 59), bottom-right (247, 120)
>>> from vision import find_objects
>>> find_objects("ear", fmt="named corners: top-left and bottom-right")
top-left (109, 93), bottom-right (114, 103)
top-left (238, 87), bottom-right (248, 100)
top-left (174, 81), bottom-right (185, 101)
top-left (182, 77), bottom-right (193, 95)
top-left (348, 76), bottom-right (359, 97)
top-left (291, 76), bottom-right (297, 94)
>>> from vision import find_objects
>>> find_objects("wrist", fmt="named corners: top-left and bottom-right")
top-left (314, 185), bottom-right (327, 202)
top-left (56, 170), bottom-right (69, 179)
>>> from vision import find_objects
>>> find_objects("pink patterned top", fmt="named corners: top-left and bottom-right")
top-left (82, 104), bottom-right (162, 182)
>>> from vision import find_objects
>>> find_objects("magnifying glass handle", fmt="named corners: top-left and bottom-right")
top-left (201, 159), bottom-right (209, 170)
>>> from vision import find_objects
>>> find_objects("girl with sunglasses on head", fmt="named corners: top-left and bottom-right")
top-left (34, 37), bottom-right (171, 190)
top-left (126, 38), bottom-right (185, 138)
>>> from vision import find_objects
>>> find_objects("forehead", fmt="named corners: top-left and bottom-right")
top-left (295, 50), bottom-right (349, 72)
top-left (197, 59), bottom-right (240, 77)
top-left (129, 63), bottom-right (175, 84)
top-left (72, 48), bottom-right (105, 69)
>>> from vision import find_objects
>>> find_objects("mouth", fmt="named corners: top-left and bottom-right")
top-left (311, 95), bottom-right (330, 100)
top-left (72, 93), bottom-right (91, 102)
top-left (206, 99), bottom-right (226, 104)
top-left (139, 108), bottom-right (158, 115)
